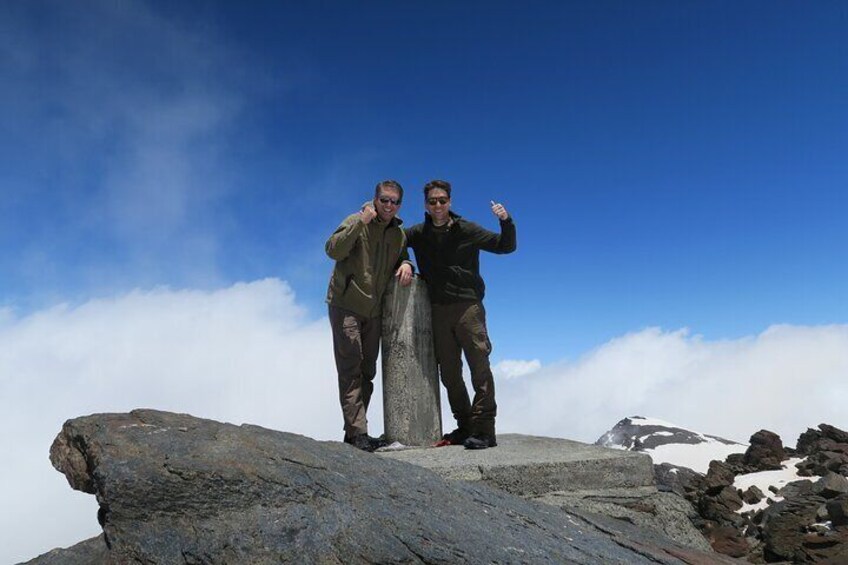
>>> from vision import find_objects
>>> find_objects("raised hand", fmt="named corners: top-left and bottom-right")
top-left (490, 200), bottom-right (509, 221)
top-left (359, 203), bottom-right (377, 224)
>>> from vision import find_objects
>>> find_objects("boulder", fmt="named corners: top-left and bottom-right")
top-left (742, 429), bottom-right (786, 472)
top-left (29, 409), bottom-right (733, 564)
top-left (698, 486), bottom-right (743, 525)
top-left (799, 528), bottom-right (848, 563)
top-left (761, 495), bottom-right (827, 562)
top-left (813, 472), bottom-right (848, 499)
top-left (796, 424), bottom-right (848, 457)
top-left (820, 424), bottom-right (848, 445)
top-left (797, 450), bottom-right (848, 477)
top-left (779, 479), bottom-right (813, 499)
top-left (702, 461), bottom-right (735, 495)
top-left (827, 494), bottom-right (848, 527)
top-left (741, 485), bottom-right (764, 505)
top-left (653, 463), bottom-right (701, 499)
top-left (701, 522), bottom-right (749, 558)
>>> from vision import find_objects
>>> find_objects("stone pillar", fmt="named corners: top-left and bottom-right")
top-left (382, 276), bottom-right (442, 446)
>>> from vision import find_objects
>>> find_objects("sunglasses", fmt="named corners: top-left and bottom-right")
top-left (427, 197), bottom-right (450, 206)
top-left (378, 196), bottom-right (401, 206)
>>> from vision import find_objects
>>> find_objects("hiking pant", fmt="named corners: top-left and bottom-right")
top-left (329, 305), bottom-right (381, 439)
top-left (431, 301), bottom-right (496, 437)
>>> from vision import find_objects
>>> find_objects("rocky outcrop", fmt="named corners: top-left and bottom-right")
top-left (656, 424), bottom-right (848, 563)
top-left (26, 409), bottom-right (734, 564)
top-left (742, 430), bottom-right (788, 472)
top-left (796, 424), bottom-right (848, 477)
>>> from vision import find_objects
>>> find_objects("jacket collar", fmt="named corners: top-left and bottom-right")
top-left (424, 210), bottom-right (461, 227)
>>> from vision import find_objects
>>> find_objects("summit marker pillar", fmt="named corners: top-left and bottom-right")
top-left (381, 276), bottom-right (442, 446)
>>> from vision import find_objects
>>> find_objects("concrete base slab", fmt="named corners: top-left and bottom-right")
top-left (379, 433), bottom-right (654, 497)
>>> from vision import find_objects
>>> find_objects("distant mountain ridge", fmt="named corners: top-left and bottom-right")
top-left (595, 416), bottom-right (747, 474)
top-left (597, 415), bottom-right (741, 450)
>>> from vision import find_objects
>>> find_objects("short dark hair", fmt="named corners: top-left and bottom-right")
top-left (423, 179), bottom-right (451, 198)
top-left (375, 180), bottom-right (403, 202)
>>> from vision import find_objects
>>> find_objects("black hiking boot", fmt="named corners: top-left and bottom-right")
top-left (464, 434), bottom-right (497, 450)
top-left (441, 428), bottom-right (470, 445)
top-left (346, 433), bottom-right (377, 453)
top-left (370, 435), bottom-right (389, 450)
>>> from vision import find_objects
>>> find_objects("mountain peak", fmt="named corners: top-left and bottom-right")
top-left (596, 416), bottom-right (746, 474)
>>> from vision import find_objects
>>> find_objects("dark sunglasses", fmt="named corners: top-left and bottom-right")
top-left (427, 197), bottom-right (449, 205)
top-left (378, 196), bottom-right (401, 206)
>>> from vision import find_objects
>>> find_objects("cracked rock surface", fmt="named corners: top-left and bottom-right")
top-left (28, 409), bottom-right (734, 564)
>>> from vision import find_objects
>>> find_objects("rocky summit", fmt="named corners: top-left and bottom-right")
top-left (25, 409), bottom-right (735, 564)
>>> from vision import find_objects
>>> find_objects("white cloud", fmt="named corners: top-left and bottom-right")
top-left (0, 279), bottom-right (347, 563)
top-left (498, 325), bottom-right (848, 446)
top-left (3, 283), bottom-right (847, 562)
top-left (493, 358), bottom-right (541, 380)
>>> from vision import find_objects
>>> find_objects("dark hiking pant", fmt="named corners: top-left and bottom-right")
top-left (431, 301), bottom-right (496, 437)
top-left (329, 305), bottom-right (381, 439)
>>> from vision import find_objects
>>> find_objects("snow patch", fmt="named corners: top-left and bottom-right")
top-left (734, 457), bottom-right (806, 513)
top-left (643, 442), bottom-right (747, 474)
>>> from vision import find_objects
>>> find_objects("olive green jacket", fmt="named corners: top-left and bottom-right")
top-left (325, 205), bottom-right (410, 318)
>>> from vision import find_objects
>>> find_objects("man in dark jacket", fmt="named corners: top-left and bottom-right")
top-left (325, 180), bottom-right (413, 452)
top-left (405, 180), bottom-right (516, 449)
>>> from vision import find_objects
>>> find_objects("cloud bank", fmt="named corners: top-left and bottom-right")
top-left (1, 279), bottom-right (338, 563)
top-left (497, 325), bottom-right (848, 445)
top-left (3, 279), bottom-right (847, 561)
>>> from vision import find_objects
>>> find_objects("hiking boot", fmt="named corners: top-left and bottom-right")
top-left (369, 435), bottom-right (389, 450)
top-left (347, 433), bottom-right (377, 452)
top-left (464, 434), bottom-right (497, 450)
top-left (445, 428), bottom-right (471, 445)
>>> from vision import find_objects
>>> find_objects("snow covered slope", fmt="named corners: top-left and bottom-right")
top-left (595, 416), bottom-right (747, 474)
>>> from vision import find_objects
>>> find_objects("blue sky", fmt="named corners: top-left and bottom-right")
top-left (3, 1), bottom-right (845, 360)
top-left (2, 2), bottom-right (848, 560)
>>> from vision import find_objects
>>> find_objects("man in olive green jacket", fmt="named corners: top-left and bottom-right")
top-left (325, 180), bottom-right (413, 452)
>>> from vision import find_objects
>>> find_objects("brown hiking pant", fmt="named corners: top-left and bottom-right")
top-left (328, 305), bottom-right (381, 438)
top-left (431, 301), bottom-right (496, 437)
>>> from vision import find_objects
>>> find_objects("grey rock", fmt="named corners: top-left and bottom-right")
top-left (384, 436), bottom-right (717, 554)
top-left (797, 449), bottom-right (848, 477)
top-left (703, 461), bottom-right (735, 495)
top-left (20, 535), bottom-right (108, 565)
top-left (819, 423), bottom-right (848, 444)
top-left (381, 433), bottom-right (655, 496)
top-left (812, 471), bottom-right (848, 499)
top-left (741, 485), bottom-right (764, 505)
top-left (778, 478), bottom-right (813, 499)
top-left (653, 463), bottom-right (701, 499)
top-left (761, 494), bottom-right (827, 562)
top-left (698, 487), bottom-right (743, 526)
top-left (33, 409), bottom-right (730, 564)
top-left (827, 494), bottom-right (848, 526)
top-left (534, 487), bottom-right (713, 552)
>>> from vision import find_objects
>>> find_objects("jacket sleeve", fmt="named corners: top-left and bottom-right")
top-left (391, 227), bottom-right (412, 271)
top-left (394, 246), bottom-right (413, 271)
top-left (325, 214), bottom-right (364, 261)
top-left (471, 218), bottom-right (517, 254)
